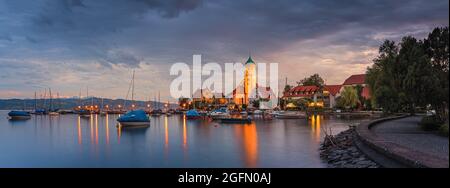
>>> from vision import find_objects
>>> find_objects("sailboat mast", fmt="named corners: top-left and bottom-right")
top-left (86, 86), bottom-right (88, 108)
top-left (57, 92), bottom-right (60, 110)
top-left (34, 91), bottom-right (37, 111)
top-left (79, 88), bottom-right (82, 107)
top-left (131, 70), bottom-right (135, 105)
top-left (43, 89), bottom-right (47, 110)
top-left (158, 91), bottom-right (160, 110)
top-left (49, 88), bottom-right (53, 111)
top-left (101, 97), bottom-right (104, 111)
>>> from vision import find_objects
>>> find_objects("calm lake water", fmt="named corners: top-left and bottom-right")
top-left (0, 110), bottom-right (371, 168)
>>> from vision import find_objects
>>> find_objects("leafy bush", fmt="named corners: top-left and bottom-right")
top-left (420, 115), bottom-right (444, 131)
top-left (439, 123), bottom-right (449, 137)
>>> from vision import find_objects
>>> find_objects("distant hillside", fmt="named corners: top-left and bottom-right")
top-left (0, 97), bottom-right (177, 110)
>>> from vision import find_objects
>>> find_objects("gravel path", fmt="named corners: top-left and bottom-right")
top-left (372, 116), bottom-right (449, 160)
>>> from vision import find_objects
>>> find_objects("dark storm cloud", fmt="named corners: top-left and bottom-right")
top-left (2, 0), bottom-right (447, 64)
top-left (136, 0), bottom-right (203, 18)
top-left (0, 0), bottom-right (448, 98)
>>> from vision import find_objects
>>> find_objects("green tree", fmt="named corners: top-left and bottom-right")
top-left (423, 27), bottom-right (449, 121)
top-left (354, 84), bottom-right (364, 107)
top-left (399, 36), bottom-right (440, 113)
top-left (366, 28), bottom-right (448, 117)
top-left (284, 84), bottom-right (292, 94)
top-left (366, 40), bottom-right (404, 113)
top-left (336, 86), bottom-right (358, 110)
top-left (297, 73), bottom-right (324, 87)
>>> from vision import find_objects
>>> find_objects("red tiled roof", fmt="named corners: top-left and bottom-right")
top-left (283, 93), bottom-right (314, 98)
top-left (324, 85), bottom-right (342, 96)
top-left (283, 85), bottom-right (318, 98)
top-left (361, 86), bottom-right (371, 99)
top-left (291, 85), bottom-right (318, 92)
top-left (343, 74), bottom-right (366, 85)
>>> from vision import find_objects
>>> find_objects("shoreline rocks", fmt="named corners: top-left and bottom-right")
top-left (320, 128), bottom-right (380, 168)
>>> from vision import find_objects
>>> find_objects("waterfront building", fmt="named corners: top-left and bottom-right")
top-left (282, 74), bottom-right (371, 109)
top-left (341, 74), bottom-right (371, 100)
top-left (191, 88), bottom-right (229, 109)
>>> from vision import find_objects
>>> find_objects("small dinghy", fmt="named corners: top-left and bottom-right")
top-left (8, 111), bottom-right (31, 120)
top-left (117, 109), bottom-right (150, 127)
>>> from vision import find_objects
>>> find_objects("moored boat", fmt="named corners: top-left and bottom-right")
top-left (77, 109), bottom-right (91, 118)
top-left (116, 70), bottom-right (150, 127)
top-left (275, 111), bottom-right (306, 119)
top-left (8, 111), bottom-right (31, 120)
top-left (186, 109), bottom-right (201, 119)
top-left (117, 109), bottom-right (150, 127)
top-left (48, 111), bottom-right (59, 116)
top-left (33, 109), bottom-right (47, 115)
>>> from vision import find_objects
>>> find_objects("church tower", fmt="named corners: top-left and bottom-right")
top-left (244, 55), bottom-right (257, 105)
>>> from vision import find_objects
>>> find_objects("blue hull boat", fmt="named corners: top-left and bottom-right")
top-left (117, 109), bottom-right (150, 127)
top-left (186, 109), bottom-right (201, 119)
top-left (33, 109), bottom-right (47, 115)
top-left (8, 111), bottom-right (31, 120)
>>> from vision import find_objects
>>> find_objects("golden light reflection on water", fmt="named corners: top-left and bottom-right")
top-left (183, 116), bottom-right (187, 149)
top-left (310, 115), bottom-right (322, 141)
top-left (234, 122), bottom-right (258, 168)
top-left (90, 114), bottom-right (94, 144)
top-left (95, 114), bottom-right (98, 146)
top-left (77, 116), bottom-right (82, 145)
top-left (117, 124), bottom-right (121, 143)
top-left (164, 116), bottom-right (169, 150)
top-left (105, 114), bottom-right (109, 145)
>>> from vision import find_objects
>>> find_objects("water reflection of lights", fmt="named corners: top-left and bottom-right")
top-left (117, 124), bottom-right (121, 143)
top-left (77, 116), bottom-right (82, 145)
top-left (183, 116), bottom-right (187, 149)
top-left (165, 116), bottom-right (169, 149)
top-left (90, 114), bottom-right (94, 144)
top-left (105, 114), bottom-right (109, 145)
top-left (310, 115), bottom-right (322, 141)
top-left (234, 122), bottom-right (258, 168)
top-left (95, 114), bottom-right (99, 145)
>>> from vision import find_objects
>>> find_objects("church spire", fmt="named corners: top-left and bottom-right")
top-left (245, 54), bottom-right (254, 64)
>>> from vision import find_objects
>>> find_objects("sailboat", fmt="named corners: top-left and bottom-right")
top-left (8, 100), bottom-right (31, 120)
top-left (185, 97), bottom-right (201, 119)
top-left (79, 87), bottom-right (91, 118)
top-left (48, 88), bottom-right (59, 116)
top-left (33, 91), bottom-right (46, 115)
top-left (99, 97), bottom-right (107, 116)
top-left (150, 93), bottom-right (162, 116)
top-left (117, 70), bottom-right (150, 127)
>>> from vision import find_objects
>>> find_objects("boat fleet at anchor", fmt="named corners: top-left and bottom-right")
top-left (185, 107), bottom-right (307, 124)
top-left (7, 70), bottom-right (308, 126)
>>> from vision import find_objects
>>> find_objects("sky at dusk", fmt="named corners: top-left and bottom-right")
top-left (0, 0), bottom-right (448, 101)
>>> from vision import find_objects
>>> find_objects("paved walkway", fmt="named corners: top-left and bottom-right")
top-left (372, 116), bottom-right (449, 161)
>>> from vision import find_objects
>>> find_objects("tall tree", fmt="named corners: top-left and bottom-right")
top-left (399, 36), bottom-right (439, 113)
top-left (423, 27), bottom-right (449, 121)
top-left (366, 40), bottom-right (404, 113)
top-left (366, 28), bottom-right (448, 117)
top-left (297, 73), bottom-right (324, 87)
